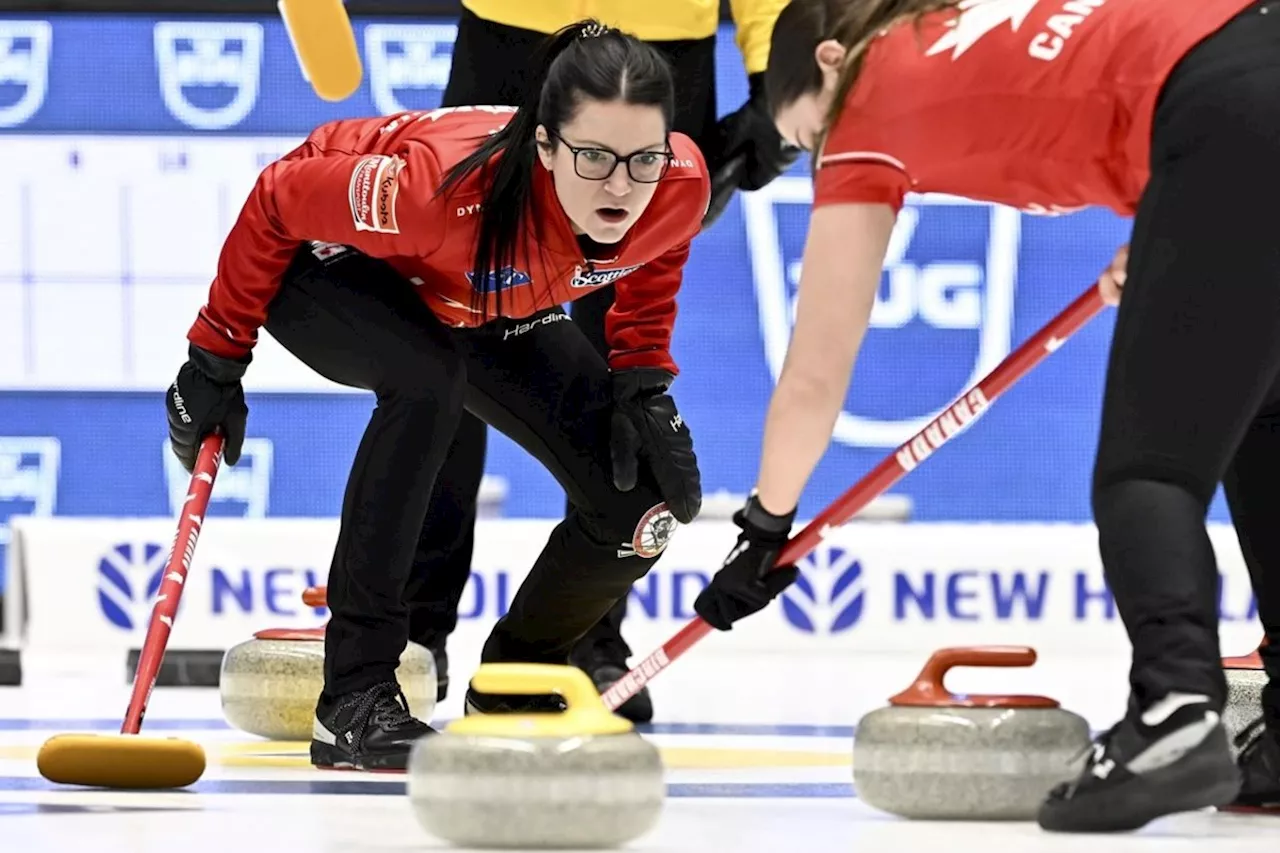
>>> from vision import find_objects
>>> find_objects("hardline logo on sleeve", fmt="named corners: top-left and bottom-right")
top-left (349, 154), bottom-right (405, 235)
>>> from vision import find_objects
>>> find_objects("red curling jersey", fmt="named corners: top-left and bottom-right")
top-left (188, 106), bottom-right (710, 373)
top-left (815, 0), bottom-right (1255, 217)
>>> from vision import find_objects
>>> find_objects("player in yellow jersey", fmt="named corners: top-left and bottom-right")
top-left (402, 0), bottom-right (794, 723)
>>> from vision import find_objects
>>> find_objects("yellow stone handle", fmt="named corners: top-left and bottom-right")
top-left (470, 664), bottom-right (600, 709)
top-left (448, 664), bottom-right (634, 737)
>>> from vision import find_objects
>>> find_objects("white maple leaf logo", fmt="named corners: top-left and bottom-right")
top-left (925, 0), bottom-right (1041, 60)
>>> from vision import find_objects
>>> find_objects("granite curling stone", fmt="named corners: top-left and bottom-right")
top-left (853, 646), bottom-right (1092, 821)
top-left (408, 663), bottom-right (664, 849)
top-left (1223, 640), bottom-right (1267, 758)
top-left (220, 627), bottom-right (437, 740)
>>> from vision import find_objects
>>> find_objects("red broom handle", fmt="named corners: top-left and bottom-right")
top-left (122, 432), bottom-right (224, 734)
top-left (601, 284), bottom-right (1107, 711)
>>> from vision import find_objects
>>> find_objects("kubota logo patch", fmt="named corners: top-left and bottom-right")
top-left (349, 154), bottom-right (404, 234)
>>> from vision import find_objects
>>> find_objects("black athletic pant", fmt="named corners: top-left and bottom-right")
top-left (405, 8), bottom-right (719, 657)
top-left (1091, 0), bottom-right (1280, 719)
top-left (263, 247), bottom-right (671, 701)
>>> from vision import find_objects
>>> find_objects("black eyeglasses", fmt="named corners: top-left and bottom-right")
top-left (545, 128), bottom-right (673, 183)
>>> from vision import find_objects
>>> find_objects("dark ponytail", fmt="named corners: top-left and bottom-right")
top-left (436, 20), bottom-right (675, 321)
top-left (763, 0), bottom-right (961, 155)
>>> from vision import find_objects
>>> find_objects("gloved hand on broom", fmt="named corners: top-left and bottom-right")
top-left (693, 492), bottom-right (799, 630)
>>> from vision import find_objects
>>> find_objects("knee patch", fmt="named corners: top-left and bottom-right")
top-left (590, 501), bottom-right (679, 561)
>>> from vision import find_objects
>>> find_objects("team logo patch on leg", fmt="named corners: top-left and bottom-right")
top-left (625, 503), bottom-right (677, 559)
top-left (348, 154), bottom-right (404, 234)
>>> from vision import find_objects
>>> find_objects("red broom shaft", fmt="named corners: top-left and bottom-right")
top-left (122, 433), bottom-right (224, 734)
top-left (601, 285), bottom-right (1106, 712)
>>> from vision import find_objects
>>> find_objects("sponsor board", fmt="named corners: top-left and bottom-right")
top-left (7, 519), bottom-right (1263, 668)
top-left (1, 12), bottom-right (1147, 531)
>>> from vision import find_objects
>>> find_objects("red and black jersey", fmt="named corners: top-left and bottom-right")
top-left (188, 106), bottom-right (710, 373)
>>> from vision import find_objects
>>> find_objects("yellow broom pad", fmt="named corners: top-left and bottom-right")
top-left (37, 734), bottom-right (206, 789)
top-left (278, 0), bottom-right (362, 101)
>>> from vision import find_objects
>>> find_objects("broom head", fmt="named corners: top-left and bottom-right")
top-left (37, 734), bottom-right (206, 789)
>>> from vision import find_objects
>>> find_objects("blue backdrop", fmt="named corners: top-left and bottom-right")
top-left (0, 13), bottom-right (1223, 594)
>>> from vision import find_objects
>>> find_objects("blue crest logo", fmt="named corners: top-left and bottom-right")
top-left (153, 22), bottom-right (263, 130)
top-left (0, 21), bottom-right (53, 128)
top-left (364, 24), bottom-right (456, 116)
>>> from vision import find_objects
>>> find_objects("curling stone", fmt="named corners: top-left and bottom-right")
top-left (304, 584), bottom-right (450, 701)
top-left (408, 663), bottom-right (664, 849)
top-left (220, 627), bottom-right (437, 740)
top-left (853, 646), bottom-right (1092, 821)
top-left (1224, 639), bottom-right (1267, 758)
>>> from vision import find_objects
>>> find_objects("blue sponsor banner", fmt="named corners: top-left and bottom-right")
top-left (0, 13), bottom-right (1235, 595)
top-left (0, 15), bottom-right (460, 134)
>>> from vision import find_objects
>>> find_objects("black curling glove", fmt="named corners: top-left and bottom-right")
top-left (166, 344), bottom-right (249, 472)
top-left (609, 367), bottom-right (702, 524)
top-left (702, 72), bottom-right (802, 228)
top-left (695, 493), bottom-right (799, 630)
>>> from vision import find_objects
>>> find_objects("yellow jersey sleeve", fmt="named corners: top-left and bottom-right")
top-left (459, 0), bottom-right (787, 75)
top-left (726, 0), bottom-right (790, 74)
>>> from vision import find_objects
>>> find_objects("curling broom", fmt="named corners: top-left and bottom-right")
top-left (278, 0), bottom-right (362, 102)
top-left (601, 283), bottom-right (1109, 712)
top-left (36, 432), bottom-right (225, 789)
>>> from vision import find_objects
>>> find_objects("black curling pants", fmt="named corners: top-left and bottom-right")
top-left (404, 7), bottom-right (719, 661)
top-left (263, 248), bottom-right (672, 702)
top-left (1091, 0), bottom-right (1280, 717)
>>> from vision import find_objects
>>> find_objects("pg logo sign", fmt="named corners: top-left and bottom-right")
top-left (743, 180), bottom-right (1020, 447)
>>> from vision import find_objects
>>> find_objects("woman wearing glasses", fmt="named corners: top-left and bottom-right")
top-left (164, 21), bottom-right (706, 771)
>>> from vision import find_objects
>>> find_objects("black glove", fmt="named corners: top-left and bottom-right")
top-left (702, 72), bottom-right (803, 229)
top-left (166, 344), bottom-right (249, 472)
top-left (609, 367), bottom-right (701, 524)
top-left (694, 494), bottom-right (799, 631)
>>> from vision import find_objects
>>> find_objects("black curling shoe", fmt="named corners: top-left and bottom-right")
top-left (310, 681), bottom-right (436, 771)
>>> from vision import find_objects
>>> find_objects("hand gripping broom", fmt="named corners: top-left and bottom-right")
top-left (36, 432), bottom-right (225, 789)
top-left (601, 284), bottom-right (1108, 712)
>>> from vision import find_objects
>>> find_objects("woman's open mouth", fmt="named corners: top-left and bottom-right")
top-left (596, 207), bottom-right (629, 224)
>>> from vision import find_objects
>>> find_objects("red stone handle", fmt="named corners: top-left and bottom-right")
top-left (254, 627), bottom-right (326, 641)
top-left (302, 586), bottom-right (328, 608)
top-left (1223, 637), bottom-right (1266, 670)
top-left (888, 646), bottom-right (1059, 708)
